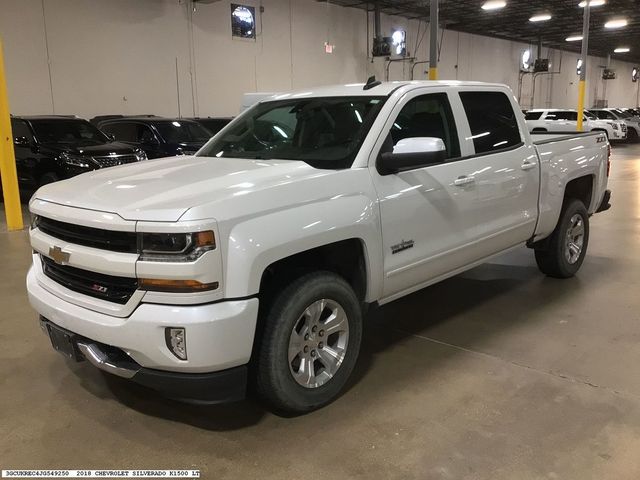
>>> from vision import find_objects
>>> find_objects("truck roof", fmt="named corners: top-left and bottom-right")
top-left (14, 115), bottom-right (81, 121)
top-left (528, 109), bottom-right (579, 113)
top-left (261, 80), bottom-right (507, 101)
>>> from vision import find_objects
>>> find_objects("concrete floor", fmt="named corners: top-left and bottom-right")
top-left (1, 145), bottom-right (639, 479)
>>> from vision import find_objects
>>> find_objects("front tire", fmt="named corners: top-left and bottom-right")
top-left (534, 199), bottom-right (589, 278)
top-left (255, 271), bottom-right (363, 414)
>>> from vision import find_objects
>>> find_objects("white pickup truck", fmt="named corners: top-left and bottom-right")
top-left (27, 80), bottom-right (612, 413)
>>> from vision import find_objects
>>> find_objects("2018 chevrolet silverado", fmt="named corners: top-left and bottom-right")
top-left (26, 80), bottom-right (611, 413)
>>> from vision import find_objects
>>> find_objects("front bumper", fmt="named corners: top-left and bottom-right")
top-left (40, 318), bottom-right (247, 403)
top-left (27, 265), bottom-right (259, 402)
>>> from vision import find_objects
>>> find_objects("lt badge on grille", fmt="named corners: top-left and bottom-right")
top-left (49, 246), bottom-right (70, 265)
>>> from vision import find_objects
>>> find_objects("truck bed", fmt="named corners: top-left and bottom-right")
top-left (530, 131), bottom-right (603, 145)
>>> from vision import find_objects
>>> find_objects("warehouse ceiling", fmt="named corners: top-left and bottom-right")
top-left (324, 0), bottom-right (640, 64)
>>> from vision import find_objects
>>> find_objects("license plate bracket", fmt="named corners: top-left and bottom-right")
top-left (45, 322), bottom-right (83, 362)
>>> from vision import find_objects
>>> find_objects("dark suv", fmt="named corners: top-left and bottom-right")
top-left (10, 116), bottom-right (147, 191)
top-left (189, 117), bottom-right (233, 136)
top-left (96, 117), bottom-right (213, 158)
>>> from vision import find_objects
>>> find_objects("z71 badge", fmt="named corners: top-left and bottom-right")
top-left (391, 239), bottom-right (414, 254)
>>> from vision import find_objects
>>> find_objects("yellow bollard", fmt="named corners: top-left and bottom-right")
top-left (0, 37), bottom-right (24, 231)
top-left (428, 67), bottom-right (438, 81)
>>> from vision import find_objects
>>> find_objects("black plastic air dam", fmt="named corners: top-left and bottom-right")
top-left (131, 365), bottom-right (248, 405)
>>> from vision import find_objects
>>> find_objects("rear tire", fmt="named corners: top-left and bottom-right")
top-left (255, 271), bottom-right (363, 414)
top-left (534, 199), bottom-right (589, 278)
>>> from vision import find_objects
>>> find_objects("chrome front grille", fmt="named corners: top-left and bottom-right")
top-left (92, 154), bottom-right (138, 168)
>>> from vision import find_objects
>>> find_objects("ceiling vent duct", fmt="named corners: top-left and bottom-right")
top-left (372, 4), bottom-right (392, 57)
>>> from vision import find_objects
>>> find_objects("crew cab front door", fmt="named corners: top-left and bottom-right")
top-left (370, 88), bottom-right (538, 301)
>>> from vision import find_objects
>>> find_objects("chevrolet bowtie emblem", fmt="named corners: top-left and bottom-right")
top-left (49, 246), bottom-right (70, 265)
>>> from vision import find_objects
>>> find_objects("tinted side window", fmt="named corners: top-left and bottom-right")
top-left (550, 111), bottom-right (575, 121)
top-left (524, 111), bottom-right (543, 120)
top-left (459, 92), bottom-right (521, 154)
top-left (136, 124), bottom-right (157, 143)
top-left (389, 93), bottom-right (460, 159)
top-left (11, 119), bottom-right (33, 141)
top-left (102, 122), bottom-right (137, 142)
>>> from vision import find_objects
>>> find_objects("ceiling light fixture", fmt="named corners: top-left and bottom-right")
top-left (481, 1), bottom-right (506, 11)
top-left (566, 35), bottom-right (583, 41)
top-left (578, 0), bottom-right (605, 7)
top-left (529, 14), bottom-right (552, 22)
top-left (604, 19), bottom-right (628, 29)
top-left (614, 47), bottom-right (630, 53)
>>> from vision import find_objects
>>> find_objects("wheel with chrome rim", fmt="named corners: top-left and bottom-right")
top-left (534, 199), bottom-right (589, 278)
top-left (564, 214), bottom-right (585, 265)
top-left (256, 271), bottom-right (362, 413)
top-left (288, 299), bottom-right (349, 389)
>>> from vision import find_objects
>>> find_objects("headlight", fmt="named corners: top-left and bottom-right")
top-left (134, 149), bottom-right (147, 161)
top-left (139, 231), bottom-right (216, 262)
top-left (60, 152), bottom-right (94, 168)
top-left (30, 213), bottom-right (40, 230)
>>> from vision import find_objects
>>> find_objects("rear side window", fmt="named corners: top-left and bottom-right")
top-left (552, 111), bottom-right (578, 121)
top-left (459, 92), bottom-right (522, 154)
top-left (11, 119), bottom-right (33, 141)
top-left (524, 111), bottom-right (543, 120)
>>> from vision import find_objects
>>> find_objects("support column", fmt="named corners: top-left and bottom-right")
top-left (428, 0), bottom-right (438, 80)
top-left (0, 37), bottom-right (24, 231)
top-left (576, 3), bottom-right (590, 132)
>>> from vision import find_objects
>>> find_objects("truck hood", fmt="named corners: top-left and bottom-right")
top-left (34, 155), bottom-right (320, 221)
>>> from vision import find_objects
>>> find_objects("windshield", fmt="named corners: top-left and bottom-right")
top-left (31, 119), bottom-right (109, 145)
top-left (153, 121), bottom-right (213, 144)
top-left (584, 111), bottom-right (597, 120)
top-left (198, 96), bottom-right (386, 169)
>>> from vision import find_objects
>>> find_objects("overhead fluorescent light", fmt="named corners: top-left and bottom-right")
top-left (529, 14), bottom-right (552, 22)
top-left (614, 47), bottom-right (630, 53)
top-left (604, 19), bottom-right (628, 29)
top-left (578, 0), bottom-right (606, 7)
top-left (566, 35), bottom-right (583, 41)
top-left (481, 1), bottom-right (506, 11)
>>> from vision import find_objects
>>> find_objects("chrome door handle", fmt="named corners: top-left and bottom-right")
top-left (521, 161), bottom-right (537, 171)
top-left (454, 175), bottom-right (476, 186)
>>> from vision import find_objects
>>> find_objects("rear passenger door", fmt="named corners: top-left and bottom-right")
top-left (456, 89), bottom-right (539, 257)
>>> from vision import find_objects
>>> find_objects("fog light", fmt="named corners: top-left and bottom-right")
top-left (165, 327), bottom-right (187, 360)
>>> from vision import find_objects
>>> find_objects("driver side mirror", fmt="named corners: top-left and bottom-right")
top-left (377, 137), bottom-right (447, 175)
top-left (106, 133), bottom-right (116, 141)
top-left (14, 136), bottom-right (30, 147)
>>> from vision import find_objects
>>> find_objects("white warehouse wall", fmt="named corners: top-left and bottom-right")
top-left (0, 0), bottom-right (638, 119)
